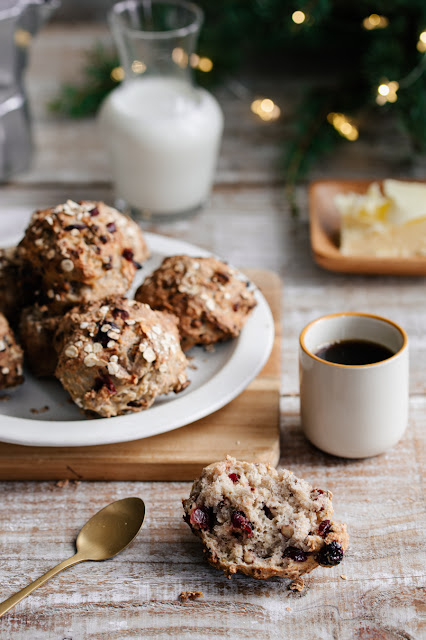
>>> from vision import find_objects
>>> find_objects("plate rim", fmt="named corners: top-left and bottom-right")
top-left (0, 231), bottom-right (275, 447)
top-left (309, 178), bottom-right (426, 275)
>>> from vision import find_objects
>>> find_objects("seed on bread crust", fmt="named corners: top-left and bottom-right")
top-left (18, 200), bottom-right (149, 312)
top-left (135, 255), bottom-right (257, 350)
top-left (55, 296), bottom-right (189, 417)
top-left (0, 313), bottom-right (24, 390)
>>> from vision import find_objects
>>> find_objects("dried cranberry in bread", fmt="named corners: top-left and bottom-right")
top-left (183, 456), bottom-right (348, 580)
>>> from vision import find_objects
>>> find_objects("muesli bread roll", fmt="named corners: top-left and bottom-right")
top-left (183, 456), bottom-right (349, 580)
top-left (136, 255), bottom-right (256, 350)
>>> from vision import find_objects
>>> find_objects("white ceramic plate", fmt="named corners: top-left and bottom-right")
top-left (0, 210), bottom-right (274, 447)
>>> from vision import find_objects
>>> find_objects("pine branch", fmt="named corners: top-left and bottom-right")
top-left (48, 44), bottom-right (120, 118)
top-left (46, 0), bottom-right (426, 210)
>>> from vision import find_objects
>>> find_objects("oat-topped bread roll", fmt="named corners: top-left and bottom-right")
top-left (20, 304), bottom-right (62, 377)
top-left (135, 255), bottom-right (257, 350)
top-left (17, 200), bottom-right (149, 312)
top-left (54, 296), bottom-right (189, 417)
top-left (0, 313), bottom-right (24, 390)
top-left (183, 456), bottom-right (349, 580)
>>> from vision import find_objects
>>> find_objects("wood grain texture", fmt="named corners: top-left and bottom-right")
top-left (0, 396), bottom-right (423, 639)
top-left (0, 22), bottom-right (425, 640)
top-left (0, 270), bottom-right (281, 481)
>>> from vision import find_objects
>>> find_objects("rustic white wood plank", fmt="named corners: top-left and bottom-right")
top-left (1, 21), bottom-right (426, 639)
top-left (0, 395), bottom-right (423, 639)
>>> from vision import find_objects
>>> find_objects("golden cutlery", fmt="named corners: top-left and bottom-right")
top-left (0, 496), bottom-right (145, 618)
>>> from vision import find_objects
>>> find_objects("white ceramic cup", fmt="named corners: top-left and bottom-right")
top-left (299, 312), bottom-right (409, 458)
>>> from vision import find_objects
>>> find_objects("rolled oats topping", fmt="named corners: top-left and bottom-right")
top-left (60, 259), bottom-right (74, 272)
top-left (0, 313), bottom-right (24, 390)
top-left (64, 345), bottom-right (79, 359)
top-left (17, 201), bottom-right (150, 312)
top-left (54, 296), bottom-right (189, 417)
top-left (142, 346), bottom-right (156, 362)
top-left (135, 255), bottom-right (257, 350)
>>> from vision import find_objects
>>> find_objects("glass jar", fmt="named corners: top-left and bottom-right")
top-left (0, 0), bottom-right (59, 180)
top-left (98, 0), bottom-right (224, 220)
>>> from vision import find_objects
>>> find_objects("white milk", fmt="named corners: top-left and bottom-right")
top-left (99, 77), bottom-right (223, 215)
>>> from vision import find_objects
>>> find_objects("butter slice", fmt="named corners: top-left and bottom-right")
top-left (383, 179), bottom-right (426, 224)
top-left (335, 183), bottom-right (390, 226)
top-left (337, 180), bottom-right (426, 257)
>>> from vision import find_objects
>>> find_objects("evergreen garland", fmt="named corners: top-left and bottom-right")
top-left (49, 1), bottom-right (426, 204)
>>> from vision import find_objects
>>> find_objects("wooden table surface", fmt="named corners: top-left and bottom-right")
top-left (0, 25), bottom-right (424, 639)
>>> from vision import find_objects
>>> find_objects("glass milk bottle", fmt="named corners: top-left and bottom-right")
top-left (99, 0), bottom-right (224, 220)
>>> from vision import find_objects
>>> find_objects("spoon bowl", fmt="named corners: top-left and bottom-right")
top-left (77, 497), bottom-right (146, 561)
top-left (0, 496), bottom-right (146, 618)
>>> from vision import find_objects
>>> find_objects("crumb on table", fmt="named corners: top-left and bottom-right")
top-left (178, 590), bottom-right (204, 602)
top-left (55, 479), bottom-right (81, 487)
top-left (0, 394), bottom-right (10, 402)
top-left (288, 577), bottom-right (305, 592)
top-left (30, 405), bottom-right (49, 414)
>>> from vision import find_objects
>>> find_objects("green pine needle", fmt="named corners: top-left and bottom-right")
top-left (48, 1), bottom-right (426, 211)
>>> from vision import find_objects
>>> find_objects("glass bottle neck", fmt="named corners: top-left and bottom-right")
top-left (109, 0), bottom-right (202, 87)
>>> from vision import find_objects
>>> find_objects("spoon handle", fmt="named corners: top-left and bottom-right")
top-left (0, 553), bottom-right (84, 618)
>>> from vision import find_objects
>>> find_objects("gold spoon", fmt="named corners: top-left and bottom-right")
top-left (0, 496), bottom-right (145, 618)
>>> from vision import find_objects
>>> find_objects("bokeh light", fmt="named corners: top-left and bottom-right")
top-left (327, 112), bottom-right (359, 141)
top-left (251, 98), bottom-right (281, 121)
top-left (110, 66), bottom-right (125, 82)
top-left (292, 11), bottom-right (306, 24)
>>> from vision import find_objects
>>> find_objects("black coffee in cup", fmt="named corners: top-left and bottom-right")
top-left (315, 339), bottom-right (394, 365)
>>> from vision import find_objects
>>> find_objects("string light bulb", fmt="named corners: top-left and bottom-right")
top-left (172, 47), bottom-right (188, 68)
top-left (110, 66), bottom-right (125, 82)
top-left (197, 57), bottom-right (213, 72)
top-left (376, 80), bottom-right (399, 105)
top-left (14, 28), bottom-right (32, 47)
top-left (184, 51), bottom-right (214, 72)
top-left (251, 98), bottom-right (281, 121)
top-left (190, 53), bottom-right (200, 67)
top-left (362, 14), bottom-right (389, 30)
top-left (292, 11), bottom-right (306, 24)
top-left (417, 31), bottom-right (426, 53)
top-left (189, 53), bottom-right (213, 72)
top-left (327, 113), bottom-right (359, 141)
top-left (131, 60), bottom-right (146, 74)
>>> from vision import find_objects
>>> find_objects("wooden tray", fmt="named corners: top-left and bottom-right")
top-left (0, 269), bottom-right (281, 481)
top-left (309, 179), bottom-right (426, 275)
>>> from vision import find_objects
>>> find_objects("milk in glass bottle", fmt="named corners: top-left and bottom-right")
top-left (99, 0), bottom-right (224, 220)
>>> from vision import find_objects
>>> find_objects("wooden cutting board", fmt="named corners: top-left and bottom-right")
top-left (0, 269), bottom-right (281, 481)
